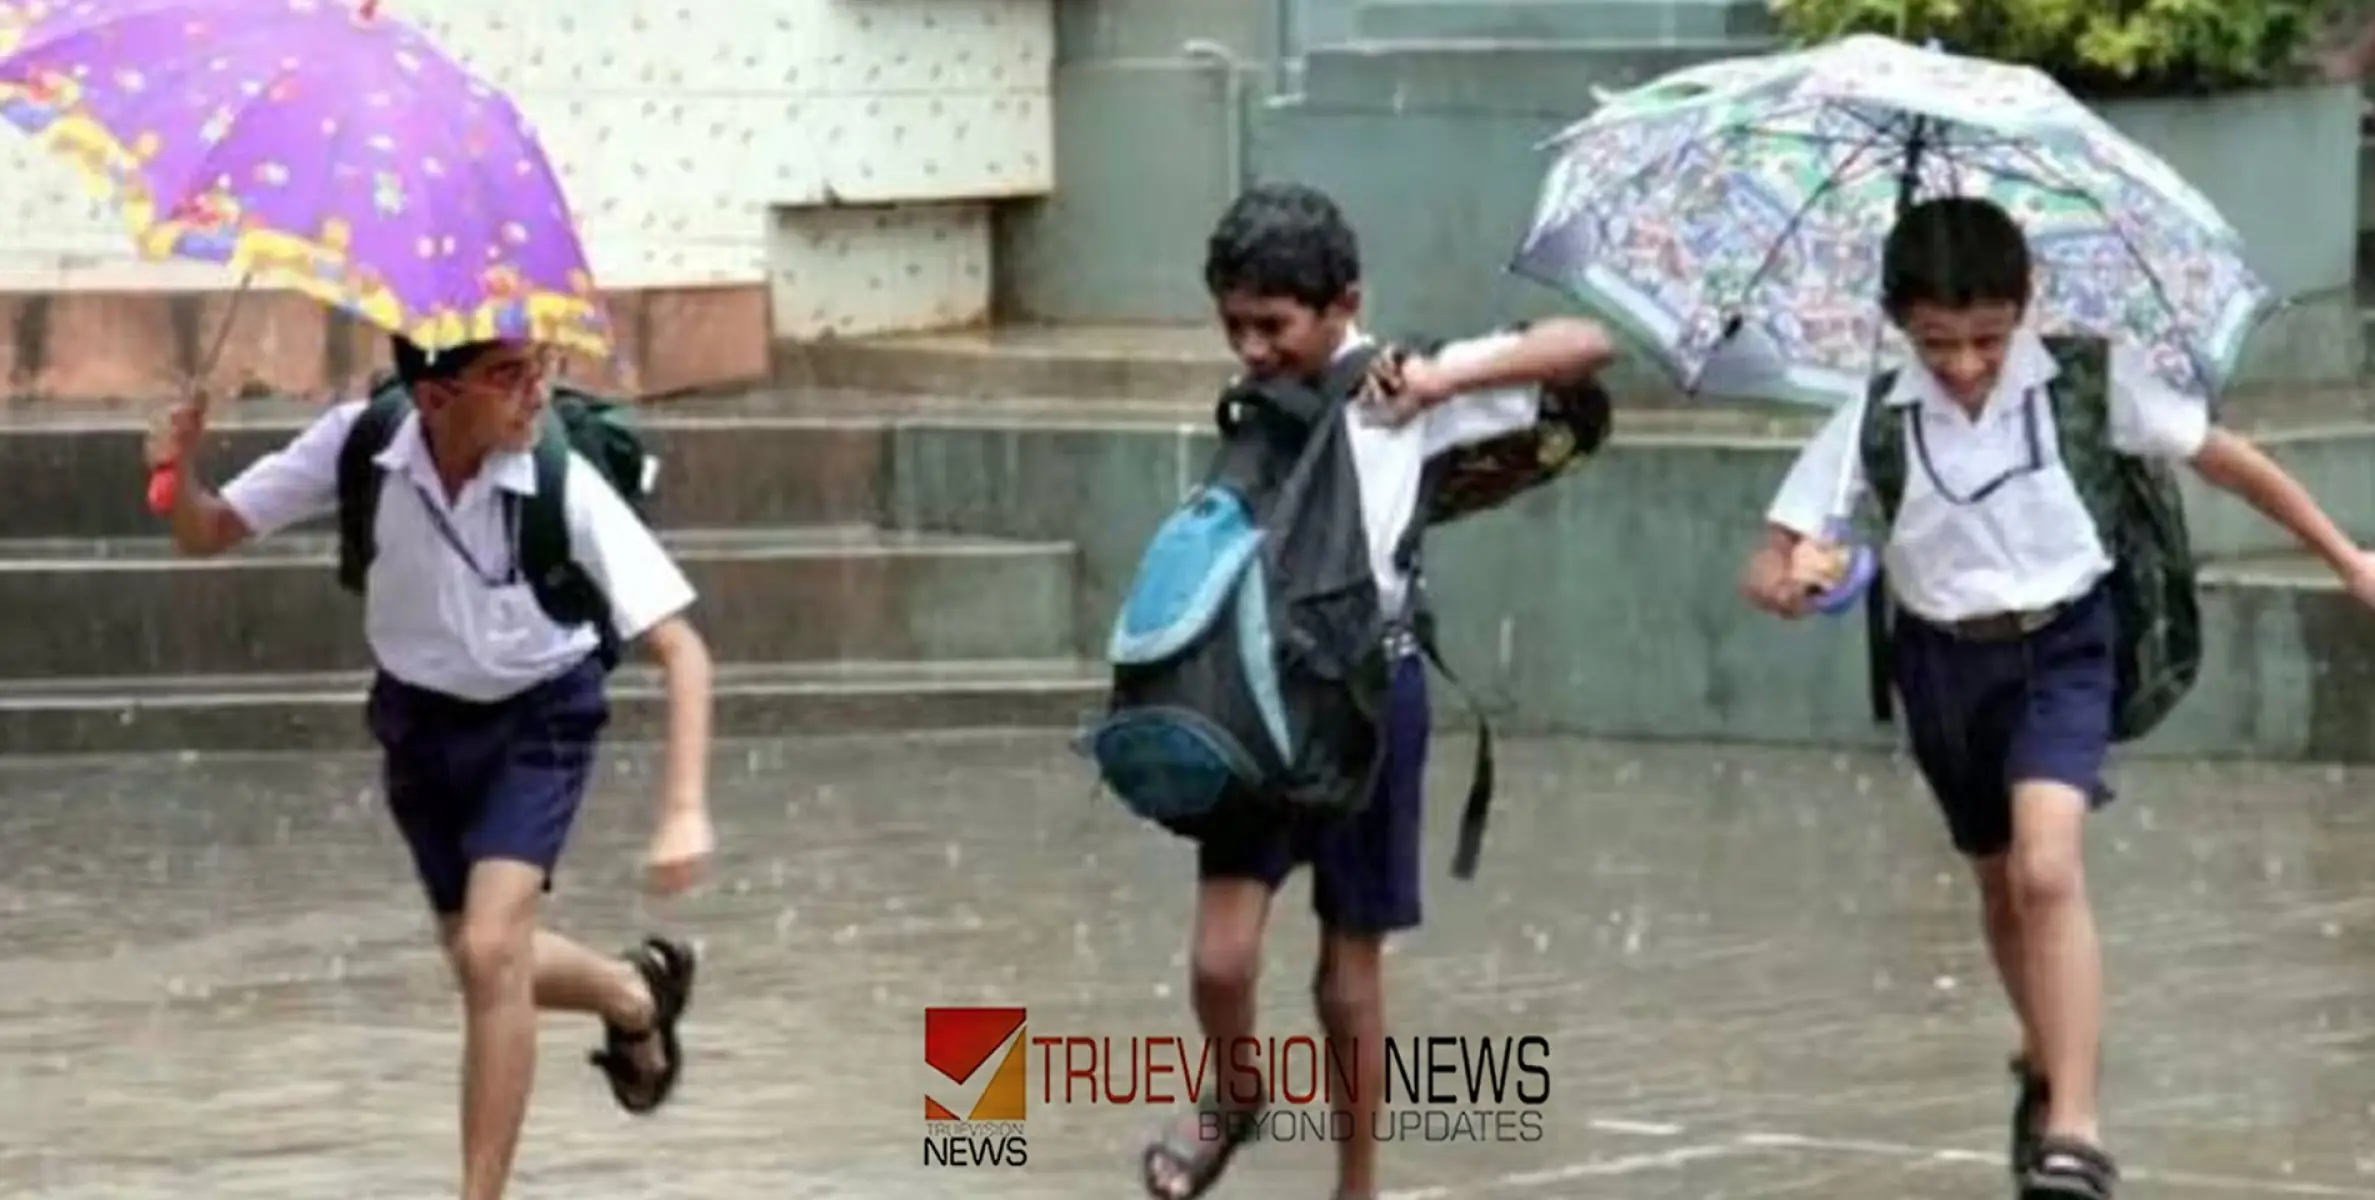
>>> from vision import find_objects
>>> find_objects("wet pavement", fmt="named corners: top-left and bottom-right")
top-left (6, 734), bottom-right (2375, 1198)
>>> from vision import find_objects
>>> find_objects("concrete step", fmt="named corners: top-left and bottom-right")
top-left (0, 526), bottom-right (1079, 678)
top-left (0, 658), bottom-right (1110, 756)
top-left (2185, 550), bottom-right (2375, 761)
top-left (0, 401), bottom-right (890, 540)
top-left (771, 324), bottom-right (1233, 405)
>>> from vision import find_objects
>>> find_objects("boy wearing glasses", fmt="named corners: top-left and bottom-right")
top-left (1741, 196), bottom-right (2375, 1200)
top-left (145, 336), bottom-right (717, 1200)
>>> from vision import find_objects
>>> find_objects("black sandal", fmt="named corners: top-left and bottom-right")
top-left (1141, 1099), bottom-right (1263, 1200)
top-left (2009, 1054), bottom-right (2050, 1175)
top-left (587, 936), bottom-right (696, 1115)
top-left (2021, 1135), bottom-right (2120, 1200)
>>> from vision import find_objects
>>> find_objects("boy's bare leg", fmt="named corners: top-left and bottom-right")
top-left (1315, 930), bottom-right (1388, 1200)
top-left (1145, 878), bottom-right (1273, 1198)
top-left (444, 861), bottom-right (545, 1200)
top-left (438, 922), bottom-right (670, 1072)
top-left (1975, 855), bottom-right (2043, 1064)
top-left (1193, 878), bottom-right (1273, 1096)
top-left (2007, 783), bottom-right (2103, 1146)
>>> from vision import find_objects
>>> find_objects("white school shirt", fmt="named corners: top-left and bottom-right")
top-left (219, 400), bottom-right (698, 703)
top-left (1333, 326), bottom-right (1545, 614)
top-left (1764, 330), bottom-right (2208, 623)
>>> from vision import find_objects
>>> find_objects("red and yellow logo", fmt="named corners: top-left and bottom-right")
top-left (924, 1007), bottom-right (1028, 1122)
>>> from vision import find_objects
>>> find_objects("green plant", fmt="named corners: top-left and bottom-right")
top-left (1767, 0), bottom-right (2358, 96)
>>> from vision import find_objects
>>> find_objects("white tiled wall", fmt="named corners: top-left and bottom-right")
top-left (0, 0), bottom-right (1052, 336)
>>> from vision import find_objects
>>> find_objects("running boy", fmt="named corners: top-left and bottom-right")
top-left (1742, 196), bottom-right (2375, 1200)
top-left (1140, 182), bottom-right (1614, 1200)
top-left (146, 337), bottom-right (717, 1200)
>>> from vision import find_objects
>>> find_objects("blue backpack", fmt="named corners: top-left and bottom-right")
top-left (1079, 346), bottom-right (1499, 877)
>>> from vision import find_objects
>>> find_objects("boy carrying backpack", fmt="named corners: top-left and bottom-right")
top-left (145, 336), bottom-right (717, 1200)
top-left (1083, 183), bottom-right (1615, 1200)
top-left (1742, 197), bottom-right (2375, 1200)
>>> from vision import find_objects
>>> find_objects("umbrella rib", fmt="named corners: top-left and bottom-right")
top-left (1731, 127), bottom-right (1897, 150)
top-left (1918, 126), bottom-right (2109, 204)
top-left (2001, 141), bottom-right (2221, 395)
top-left (1557, 95), bottom-right (1840, 249)
top-left (1715, 105), bottom-right (1903, 340)
top-left (1825, 99), bottom-right (1907, 143)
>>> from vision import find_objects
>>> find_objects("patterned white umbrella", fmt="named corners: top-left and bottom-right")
top-left (1512, 34), bottom-right (2270, 408)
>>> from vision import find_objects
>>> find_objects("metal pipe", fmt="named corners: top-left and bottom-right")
top-left (1181, 39), bottom-right (1249, 196)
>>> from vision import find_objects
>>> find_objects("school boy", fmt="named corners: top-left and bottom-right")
top-left (1742, 196), bottom-right (2375, 1200)
top-left (145, 336), bottom-right (718, 1200)
top-left (1139, 182), bottom-right (1614, 1200)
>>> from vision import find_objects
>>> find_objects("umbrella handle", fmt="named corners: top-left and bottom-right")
top-left (145, 463), bottom-right (179, 516)
top-left (1807, 543), bottom-right (1878, 616)
top-left (144, 272), bottom-right (249, 519)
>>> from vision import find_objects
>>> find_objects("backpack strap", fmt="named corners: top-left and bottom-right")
top-left (334, 379), bottom-right (413, 594)
top-left (1857, 369), bottom-right (1908, 524)
top-left (1214, 343), bottom-right (1384, 435)
top-left (1412, 608), bottom-right (1497, 880)
top-left (2038, 334), bottom-right (2120, 534)
top-left (515, 420), bottom-right (620, 664)
top-left (1855, 370), bottom-right (1905, 726)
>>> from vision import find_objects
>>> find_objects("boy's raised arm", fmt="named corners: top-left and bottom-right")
top-left (151, 395), bottom-right (357, 557)
top-left (2189, 429), bottom-right (2373, 591)
top-left (1394, 317), bottom-right (1612, 408)
top-left (2107, 344), bottom-right (2375, 600)
top-left (1376, 318), bottom-right (1614, 454)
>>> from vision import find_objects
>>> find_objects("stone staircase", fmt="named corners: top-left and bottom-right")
top-left (18, 320), bottom-right (2375, 762)
top-left (0, 394), bottom-right (1112, 757)
top-left (761, 326), bottom-right (2375, 763)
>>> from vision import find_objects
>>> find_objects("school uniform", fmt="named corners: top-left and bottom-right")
top-left (1195, 327), bottom-right (1542, 932)
top-left (220, 398), bottom-right (696, 913)
top-left (1765, 329), bottom-right (2206, 857)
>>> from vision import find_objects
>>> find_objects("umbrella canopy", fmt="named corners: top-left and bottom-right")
top-left (1512, 34), bottom-right (2268, 408)
top-left (0, 0), bottom-right (612, 357)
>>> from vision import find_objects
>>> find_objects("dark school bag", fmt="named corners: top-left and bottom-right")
top-left (332, 373), bottom-right (660, 664)
top-left (1855, 334), bottom-right (2202, 743)
top-left (1081, 337), bottom-right (1581, 879)
top-left (1375, 333), bottom-right (1615, 525)
top-left (1081, 348), bottom-right (1399, 836)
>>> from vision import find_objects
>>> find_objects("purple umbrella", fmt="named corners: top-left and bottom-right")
top-left (0, 0), bottom-right (611, 358)
top-left (0, 0), bottom-right (613, 512)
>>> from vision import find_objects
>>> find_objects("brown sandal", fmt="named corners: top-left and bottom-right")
top-left (586, 937), bottom-right (696, 1115)
top-left (2008, 1054), bottom-right (2050, 1175)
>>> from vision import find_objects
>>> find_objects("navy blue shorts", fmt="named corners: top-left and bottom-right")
top-left (364, 658), bottom-right (609, 915)
top-left (1196, 654), bottom-right (1431, 935)
top-left (1891, 583), bottom-right (2116, 859)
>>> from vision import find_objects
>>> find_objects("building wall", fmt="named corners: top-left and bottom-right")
top-left (0, 0), bottom-right (1053, 341)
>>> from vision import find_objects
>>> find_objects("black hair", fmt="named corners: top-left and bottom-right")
top-left (1202, 182), bottom-right (1361, 309)
top-left (390, 336), bottom-right (500, 387)
top-left (1879, 196), bottom-right (2031, 318)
